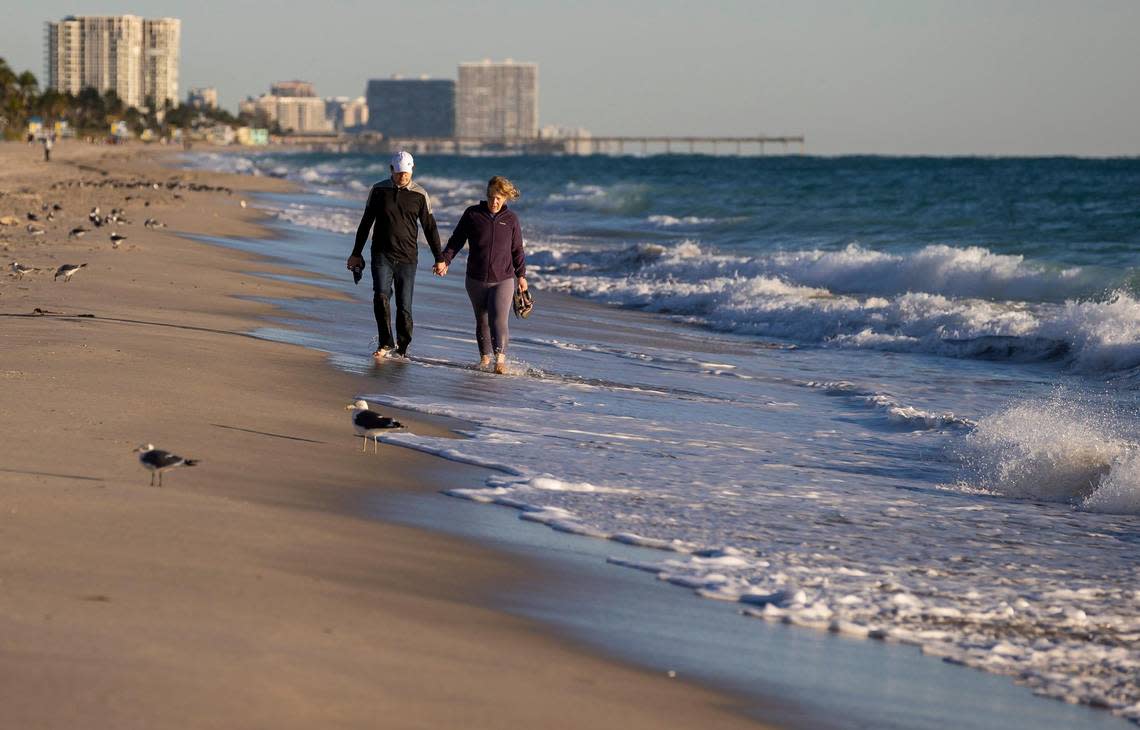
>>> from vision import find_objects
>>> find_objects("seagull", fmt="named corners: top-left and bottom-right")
top-left (54, 263), bottom-right (87, 282)
top-left (26, 211), bottom-right (39, 222)
top-left (143, 218), bottom-right (166, 229)
top-left (10, 262), bottom-right (37, 278)
top-left (109, 232), bottom-right (127, 248)
top-left (345, 399), bottom-right (405, 453)
top-left (26, 224), bottom-right (45, 236)
top-left (68, 227), bottom-right (88, 238)
top-left (135, 444), bottom-right (199, 486)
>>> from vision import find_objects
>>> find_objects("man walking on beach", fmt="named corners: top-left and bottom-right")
top-left (346, 151), bottom-right (444, 359)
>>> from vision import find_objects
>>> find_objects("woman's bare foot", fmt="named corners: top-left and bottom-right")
top-left (479, 354), bottom-right (492, 369)
top-left (494, 354), bottom-right (508, 374)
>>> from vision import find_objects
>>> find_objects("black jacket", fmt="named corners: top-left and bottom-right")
top-left (351, 179), bottom-right (443, 264)
top-left (442, 203), bottom-right (526, 283)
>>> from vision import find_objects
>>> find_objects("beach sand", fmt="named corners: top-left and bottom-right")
top-left (0, 141), bottom-right (772, 729)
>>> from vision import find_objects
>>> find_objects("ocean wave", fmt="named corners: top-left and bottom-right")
top-left (534, 240), bottom-right (1118, 303)
top-left (803, 381), bottom-right (975, 430)
top-left (647, 214), bottom-right (716, 227)
top-left (761, 243), bottom-right (1105, 302)
top-left (958, 392), bottom-right (1140, 514)
top-left (529, 239), bottom-right (1140, 374)
top-left (179, 151), bottom-right (262, 176)
top-left (265, 203), bottom-right (358, 235)
top-left (545, 182), bottom-right (651, 215)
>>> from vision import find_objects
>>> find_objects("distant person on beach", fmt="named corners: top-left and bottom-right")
top-left (434, 176), bottom-right (527, 374)
top-left (42, 135), bottom-right (53, 162)
top-left (346, 150), bottom-right (444, 359)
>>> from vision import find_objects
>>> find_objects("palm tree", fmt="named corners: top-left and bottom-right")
top-left (0, 57), bottom-right (18, 136)
top-left (17, 71), bottom-right (38, 105)
top-left (76, 87), bottom-right (105, 132)
top-left (0, 57), bottom-right (16, 101)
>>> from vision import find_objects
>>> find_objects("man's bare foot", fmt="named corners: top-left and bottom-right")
top-left (373, 347), bottom-right (394, 361)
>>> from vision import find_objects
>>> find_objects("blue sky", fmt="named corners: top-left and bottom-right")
top-left (4, 0), bottom-right (1138, 155)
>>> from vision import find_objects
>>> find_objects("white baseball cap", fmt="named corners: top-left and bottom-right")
top-left (390, 150), bottom-right (414, 173)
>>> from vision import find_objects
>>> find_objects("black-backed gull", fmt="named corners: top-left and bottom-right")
top-left (345, 399), bottom-right (405, 453)
top-left (54, 263), bottom-right (87, 282)
top-left (135, 444), bottom-right (199, 486)
top-left (10, 262), bottom-right (37, 278)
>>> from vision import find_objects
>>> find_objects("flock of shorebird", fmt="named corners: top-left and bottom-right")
top-left (5, 171), bottom-right (228, 287)
top-left (5, 202), bottom-right (167, 285)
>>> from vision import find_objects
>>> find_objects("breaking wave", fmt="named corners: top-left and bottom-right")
top-left (528, 240), bottom-right (1140, 374)
top-left (958, 392), bottom-right (1140, 514)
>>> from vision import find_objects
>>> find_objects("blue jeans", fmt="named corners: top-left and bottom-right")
top-left (371, 254), bottom-right (418, 353)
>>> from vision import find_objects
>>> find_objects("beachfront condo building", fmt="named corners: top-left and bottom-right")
top-left (365, 77), bottom-right (455, 138)
top-left (456, 60), bottom-right (538, 140)
top-left (142, 18), bottom-right (180, 108)
top-left (240, 93), bottom-right (334, 135)
top-left (238, 81), bottom-right (335, 135)
top-left (44, 15), bottom-right (181, 109)
top-left (325, 96), bottom-right (369, 133)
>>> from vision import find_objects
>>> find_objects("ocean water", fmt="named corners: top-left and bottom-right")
top-left (187, 151), bottom-right (1140, 725)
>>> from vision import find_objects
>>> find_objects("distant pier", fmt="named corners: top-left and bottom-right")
top-left (282, 134), bottom-right (806, 156)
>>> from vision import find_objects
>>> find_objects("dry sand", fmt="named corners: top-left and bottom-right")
top-left (0, 141), bottom-right (773, 729)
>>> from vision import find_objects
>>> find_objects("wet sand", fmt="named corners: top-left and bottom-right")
top-left (0, 141), bottom-right (774, 729)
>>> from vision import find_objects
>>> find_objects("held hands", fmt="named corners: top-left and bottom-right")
top-left (433, 261), bottom-right (449, 276)
top-left (517, 276), bottom-right (528, 292)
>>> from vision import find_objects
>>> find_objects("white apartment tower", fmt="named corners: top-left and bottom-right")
top-left (142, 18), bottom-right (181, 108)
top-left (45, 15), bottom-right (181, 109)
top-left (456, 59), bottom-right (538, 139)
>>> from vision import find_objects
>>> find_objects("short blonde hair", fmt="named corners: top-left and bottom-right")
top-left (487, 176), bottom-right (521, 201)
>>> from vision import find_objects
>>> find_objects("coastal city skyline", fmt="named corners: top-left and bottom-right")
top-left (3, 1), bottom-right (1139, 155)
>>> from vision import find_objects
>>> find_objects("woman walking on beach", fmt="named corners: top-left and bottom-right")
top-left (434, 176), bottom-right (527, 374)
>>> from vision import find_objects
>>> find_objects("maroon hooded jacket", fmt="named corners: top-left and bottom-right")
top-left (442, 202), bottom-right (526, 283)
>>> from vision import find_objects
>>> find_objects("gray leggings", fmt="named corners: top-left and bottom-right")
top-left (465, 276), bottom-right (515, 356)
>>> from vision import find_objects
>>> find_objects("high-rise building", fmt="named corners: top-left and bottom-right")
top-left (240, 91), bottom-right (334, 134)
top-left (142, 18), bottom-right (180, 108)
top-left (45, 15), bottom-right (180, 109)
top-left (456, 60), bottom-right (538, 139)
top-left (325, 96), bottom-right (369, 132)
top-left (365, 77), bottom-right (454, 138)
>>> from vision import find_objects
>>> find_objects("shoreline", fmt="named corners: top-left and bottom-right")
top-left (0, 141), bottom-right (774, 729)
top-left (199, 151), bottom-right (1137, 730)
